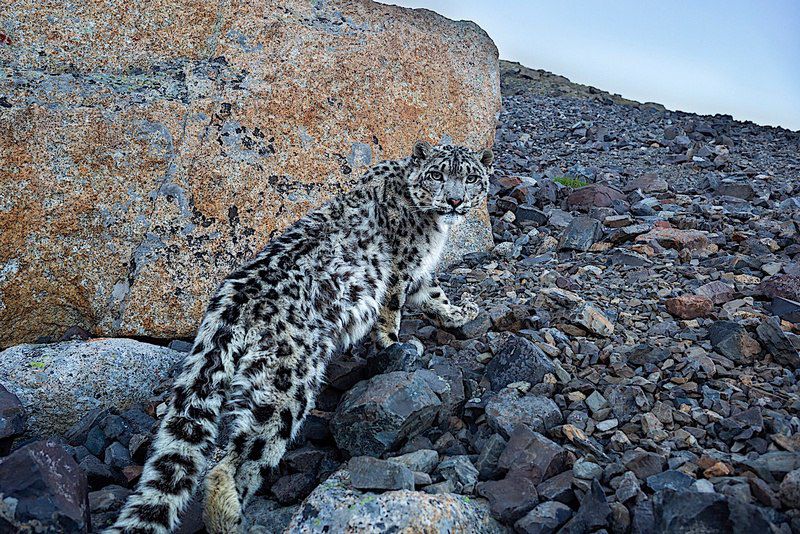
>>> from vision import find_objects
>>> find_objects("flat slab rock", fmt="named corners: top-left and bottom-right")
top-left (0, 339), bottom-right (183, 436)
top-left (287, 470), bottom-right (507, 533)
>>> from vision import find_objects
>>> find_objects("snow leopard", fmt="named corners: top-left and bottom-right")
top-left (107, 141), bottom-right (493, 533)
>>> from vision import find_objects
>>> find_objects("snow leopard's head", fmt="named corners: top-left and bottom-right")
top-left (407, 141), bottom-right (493, 223)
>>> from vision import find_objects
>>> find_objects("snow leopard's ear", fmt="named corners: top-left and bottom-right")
top-left (412, 140), bottom-right (433, 160)
top-left (478, 148), bottom-right (493, 168)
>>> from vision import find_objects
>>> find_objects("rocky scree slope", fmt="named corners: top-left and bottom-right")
top-left (1, 64), bottom-right (800, 532)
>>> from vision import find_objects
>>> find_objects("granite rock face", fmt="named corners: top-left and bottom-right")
top-left (0, 339), bottom-right (183, 436)
top-left (0, 0), bottom-right (500, 347)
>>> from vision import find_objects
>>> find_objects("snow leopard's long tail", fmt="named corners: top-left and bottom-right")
top-left (105, 307), bottom-right (239, 534)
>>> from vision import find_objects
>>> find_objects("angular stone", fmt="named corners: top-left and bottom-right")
top-left (436, 456), bottom-right (479, 494)
top-left (475, 434), bottom-right (507, 480)
top-left (615, 471), bottom-right (641, 503)
top-left (0, 441), bottom-right (90, 533)
top-left (331, 370), bottom-right (441, 457)
top-left (665, 295), bottom-right (713, 319)
top-left (770, 297), bottom-right (800, 322)
top-left (756, 275), bottom-right (800, 302)
top-left (485, 391), bottom-right (563, 438)
top-left (485, 334), bottom-right (555, 391)
top-left (514, 501), bottom-right (573, 534)
top-left (498, 426), bottom-right (571, 484)
top-left (567, 184), bottom-right (626, 212)
top-left (349, 456), bottom-right (414, 492)
top-left (780, 468), bottom-right (800, 509)
top-left (606, 385), bottom-right (650, 424)
top-left (623, 450), bottom-right (665, 480)
top-left (0, 339), bottom-right (183, 435)
top-left (709, 320), bottom-right (761, 363)
top-left (646, 470), bottom-right (694, 492)
top-left (560, 479), bottom-right (611, 533)
top-left (623, 173), bottom-right (668, 193)
top-left (0, 0), bottom-right (500, 347)
top-left (79, 454), bottom-right (118, 489)
top-left (559, 217), bottom-right (603, 251)
top-left (652, 489), bottom-right (769, 532)
top-left (288, 470), bottom-right (505, 532)
top-left (635, 227), bottom-right (710, 251)
top-left (571, 304), bottom-right (614, 337)
top-left (271, 472), bottom-right (318, 505)
top-left (516, 205), bottom-right (549, 225)
top-left (477, 471), bottom-right (540, 524)
top-left (757, 316), bottom-right (800, 368)
top-left (572, 458), bottom-right (602, 480)
top-left (387, 449), bottom-right (439, 474)
top-left (695, 280), bottom-right (736, 305)
top-left (366, 343), bottom-right (421, 375)
top-left (536, 471), bottom-right (575, 504)
top-left (0, 384), bottom-right (25, 455)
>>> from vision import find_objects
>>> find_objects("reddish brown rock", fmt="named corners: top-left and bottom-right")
top-left (0, 0), bottom-right (500, 347)
top-left (635, 227), bottom-right (711, 252)
top-left (665, 295), bottom-right (714, 319)
top-left (566, 184), bottom-right (626, 212)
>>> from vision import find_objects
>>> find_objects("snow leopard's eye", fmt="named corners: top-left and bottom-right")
top-left (427, 171), bottom-right (444, 182)
top-left (465, 174), bottom-right (480, 184)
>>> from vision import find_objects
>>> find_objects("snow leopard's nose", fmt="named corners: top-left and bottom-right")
top-left (447, 197), bottom-right (463, 208)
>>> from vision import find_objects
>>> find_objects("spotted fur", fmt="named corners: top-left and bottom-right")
top-left (106, 141), bottom-right (493, 533)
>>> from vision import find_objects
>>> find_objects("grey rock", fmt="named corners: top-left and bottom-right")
top-left (287, 470), bottom-right (505, 532)
top-left (477, 471), bottom-right (540, 524)
top-left (436, 455), bottom-right (479, 494)
top-left (559, 216), bottom-right (602, 251)
top-left (623, 450), bottom-right (665, 480)
top-left (484, 334), bottom-right (555, 391)
top-left (756, 316), bottom-right (800, 368)
top-left (646, 470), bottom-right (694, 492)
top-left (0, 384), bottom-right (25, 455)
top-left (349, 456), bottom-right (414, 491)
top-left (498, 426), bottom-right (571, 484)
top-left (560, 479), bottom-right (611, 533)
top-left (0, 339), bottom-right (183, 435)
top-left (615, 471), bottom-right (641, 503)
top-left (606, 385), bottom-right (650, 423)
top-left (331, 370), bottom-right (441, 457)
top-left (366, 343), bottom-right (421, 375)
top-left (486, 390), bottom-right (563, 438)
top-left (652, 489), bottom-right (770, 532)
top-left (271, 472), bottom-right (319, 505)
top-left (476, 433), bottom-right (507, 480)
top-left (103, 441), bottom-right (132, 469)
top-left (79, 454), bottom-right (118, 489)
top-left (514, 501), bottom-right (572, 534)
top-left (388, 449), bottom-right (439, 474)
top-left (0, 441), bottom-right (90, 533)
top-left (572, 458), bottom-right (602, 480)
top-left (245, 497), bottom-right (298, 534)
top-left (709, 320), bottom-right (761, 363)
top-left (779, 467), bottom-right (800, 509)
top-left (536, 471), bottom-right (575, 504)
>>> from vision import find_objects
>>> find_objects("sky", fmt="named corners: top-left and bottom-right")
top-left (387, 0), bottom-right (800, 131)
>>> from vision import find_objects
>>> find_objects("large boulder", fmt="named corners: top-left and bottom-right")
top-left (0, 0), bottom-right (500, 347)
top-left (0, 440), bottom-right (91, 533)
top-left (287, 470), bottom-right (506, 533)
top-left (0, 339), bottom-right (183, 436)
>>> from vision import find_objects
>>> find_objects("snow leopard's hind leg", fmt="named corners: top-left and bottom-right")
top-left (203, 342), bottom-right (327, 533)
